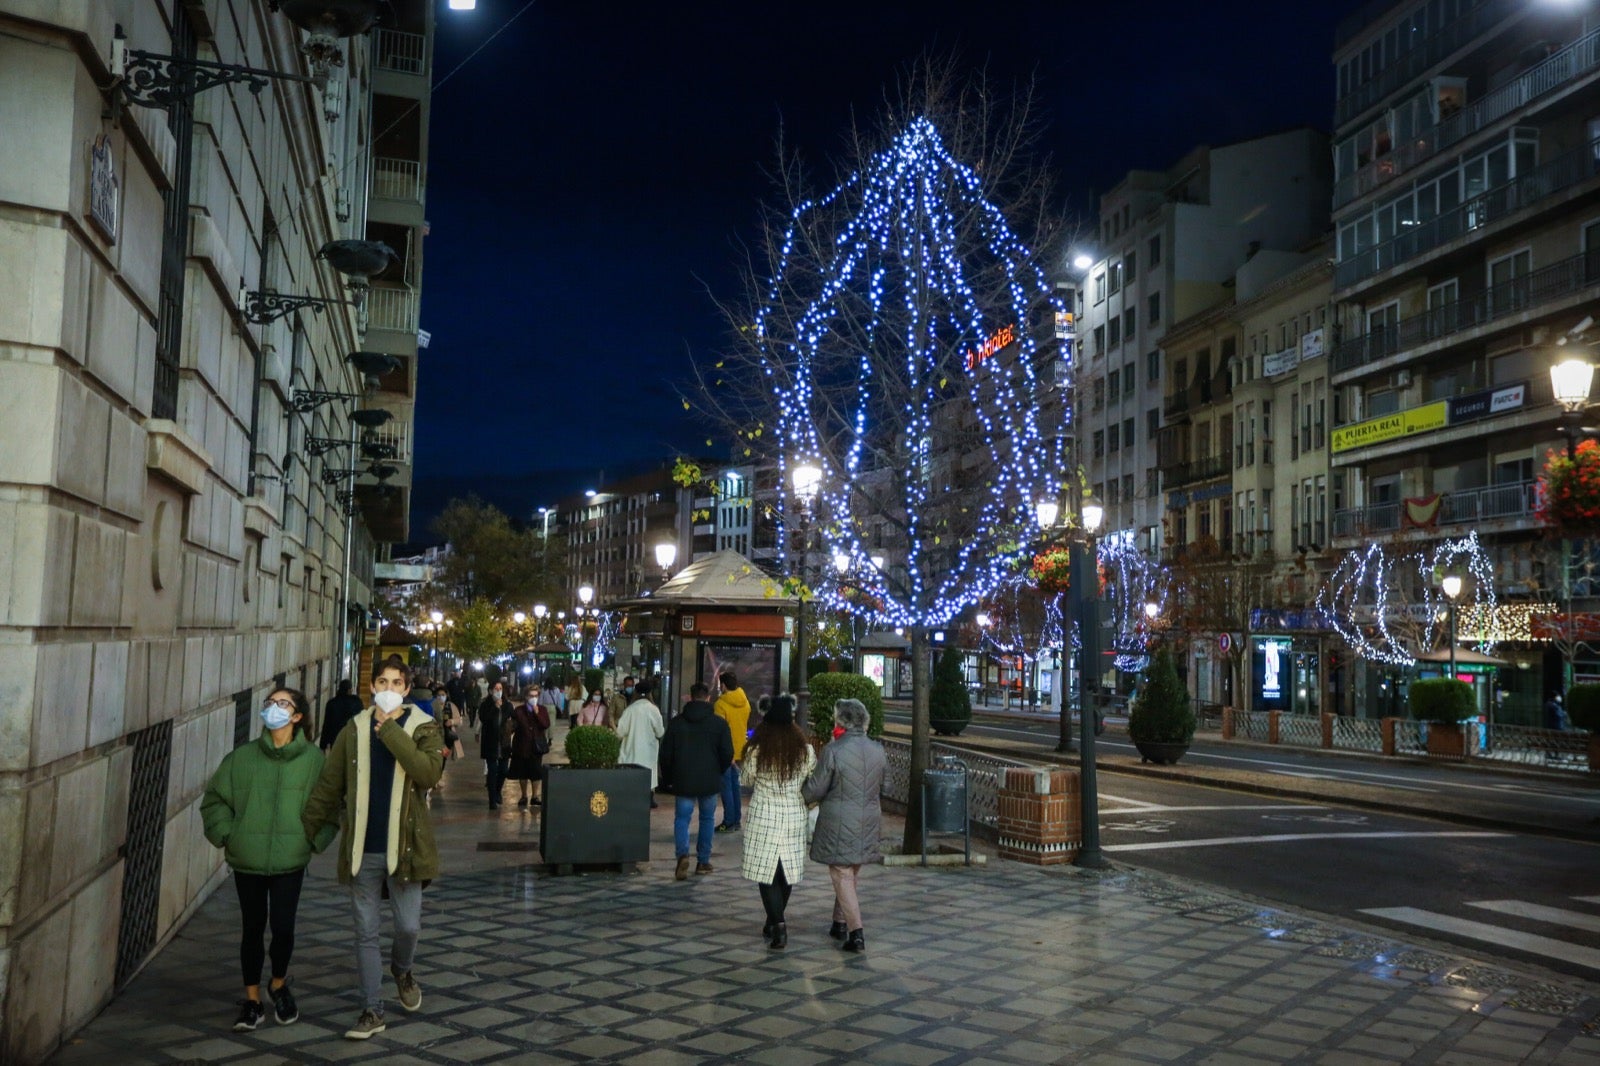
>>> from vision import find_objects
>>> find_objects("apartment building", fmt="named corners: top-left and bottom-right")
top-left (1076, 129), bottom-right (1333, 555)
top-left (0, 2), bottom-right (435, 1058)
top-left (1328, 0), bottom-right (1600, 723)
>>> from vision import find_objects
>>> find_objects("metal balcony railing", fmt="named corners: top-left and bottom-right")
top-left (1334, 28), bottom-right (1600, 207)
top-left (1162, 453), bottom-right (1230, 490)
top-left (374, 29), bottom-right (427, 76)
top-left (1334, 480), bottom-right (1540, 538)
top-left (364, 421), bottom-right (412, 465)
top-left (1332, 502), bottom-right (1401, 537)
top-left (1334, 0), bottom-right (1517, 127)
top-left (372, 157), bottom-right (424, 204)
top-left (365, 286), bottom-right (418, 334)
top-left (1336, 137), bottom-right (1600, 291)
top-left (1332, 251), bottom-right (1600, 374)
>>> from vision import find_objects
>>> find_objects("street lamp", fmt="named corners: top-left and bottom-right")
top-left (1552, 357), bottom-right (1597, 458)
top-left (654, 540), bottom-right (678, 575)
top-left (1441, 572), bottom-right (1463, 679)
top-left (790, 460), bottom-right (823, 695)
top-left (577, 585), bottom-right (595, 669)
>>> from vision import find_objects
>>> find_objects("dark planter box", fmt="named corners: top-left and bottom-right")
top-left (931, 718), bottom-right (970, 736)
top-left (1424, 724), bottom-right (1468, 760)
top-left (1133, 740), bottom-right (1189, 765)
top-left (539, 766), bottom-right (652, 868)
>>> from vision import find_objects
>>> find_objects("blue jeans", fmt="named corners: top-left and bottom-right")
top-left (674, 794), bottom-right (718, 863)
top-left (719, 764), bottom-right (742, 827)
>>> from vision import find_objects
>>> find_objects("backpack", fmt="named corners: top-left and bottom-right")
top-left (500, 709), bottom-right (518, 750)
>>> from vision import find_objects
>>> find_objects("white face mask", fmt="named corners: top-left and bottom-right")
top-left (261, 704), bottom-right (294, 731)
top-left (373, 690), bottom-right (404, 714)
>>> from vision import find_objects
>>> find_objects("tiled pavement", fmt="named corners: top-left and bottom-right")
top-left (49, 728), bottom-right (1600, 1065)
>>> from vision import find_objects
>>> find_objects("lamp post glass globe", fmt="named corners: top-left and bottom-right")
top-left (833, 550), bottom-right (850, 574)
top-left (791, 461), bottom-right (822, 503)
top-left (1082, 497), bottom-right (1105, 534)
top-left (533, 604), bottom-right (546, 619)
top-left (869, 553), bottom-right (885, 571)
top-left (429, 609), bottom-right (443, 624)
top-left (1441, 574), bottom-right (1463, 600)
top-left (513, 611), bottom-right (526, 625)
top-left (578, 585), bottom-right (594, 606)
top-left (1034, 497), bottom-right (1060, 530)
top-left (975, 611), bottom-right (991, 628)
top-left (654, 542), bottom-right (677, 571)
top-left (1144, 601), bottom-right (1159, 620)
top-left (1551, 358), bottom-right (1595, 410)
top-left (1072, 253), bottom-right (1093, 271)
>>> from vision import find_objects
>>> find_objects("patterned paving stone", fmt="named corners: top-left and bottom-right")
top-left (42, 765), bottom-right (1600, 1065)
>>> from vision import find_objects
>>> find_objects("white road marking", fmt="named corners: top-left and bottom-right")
top-left (1109, 803), bottom-right (1326, 813)
top-left (1466, 900), bottom-right (1600, 934)
top-left (1360, 906), bottom-right (1600, 973)
top-left (1575, 896), bottom-right (1600, 905)
top-left (1097, 792), bottom-right (1163, 809)
top-left (1103, 830), bottom-right (1506, 853)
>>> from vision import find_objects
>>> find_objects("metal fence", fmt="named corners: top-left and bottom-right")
top-left (880, 738), bottom-right (1035, 831)
top-left (1476, 723), bottom-right (1591, 771)
top-left (1277, 713), bottom-right (1323, 748)
top-left (1237, 710), bottom-right (1272, 742)
top-left (1332, 715), bottom-right (1384, 753)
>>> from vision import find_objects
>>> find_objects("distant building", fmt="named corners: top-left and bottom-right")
top-left (0, 2), bottom-right (436, 1058)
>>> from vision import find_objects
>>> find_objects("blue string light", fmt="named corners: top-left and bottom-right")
top-left (759, 116), bottom-right (1066, 628)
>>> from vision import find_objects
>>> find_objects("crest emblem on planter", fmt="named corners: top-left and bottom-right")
top-left (589, 790), bottom-right (609, 818)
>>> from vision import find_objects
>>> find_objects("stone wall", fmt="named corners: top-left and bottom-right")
top-left (0, 2), bottom-right (387, 1060)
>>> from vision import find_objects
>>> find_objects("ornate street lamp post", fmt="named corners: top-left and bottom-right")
top-left (791, 461), bottom-right (822, 698)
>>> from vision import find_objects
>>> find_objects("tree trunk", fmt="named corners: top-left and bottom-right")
top-left (901, 625), bottom-right (932, 853)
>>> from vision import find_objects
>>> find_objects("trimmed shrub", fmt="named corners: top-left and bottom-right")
top-left (806, 673), bottom-right (885, 739)
top-left (1407, 678), bottom-right (1474, 724)
top-left (929, 647), bottom-right (973, 736)
top-left (1565, 683), bottom-right (1600, 732)
top-left (1128, 648), bottom-right (1195, 744)
top-left (583, 667), bottom-right (606, 696)
top-left (563, 724), bottom-right (621, 768)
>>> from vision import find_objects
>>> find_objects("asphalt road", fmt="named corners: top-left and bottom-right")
top-left (886, 710), bottom-right (1600, 983)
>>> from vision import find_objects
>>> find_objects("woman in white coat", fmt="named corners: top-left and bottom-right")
top-left (739, 695), bottom-right (815, 949)
top-left (615, 678), bottom-right (665, 809)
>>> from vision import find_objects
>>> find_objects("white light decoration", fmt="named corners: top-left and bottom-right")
top-left (1072, 253), bottom-right (1093, 271)
top-left (759, 115), bottom-right (1067, 630)
top-left (1098, 536), bottom-right (1167, 672)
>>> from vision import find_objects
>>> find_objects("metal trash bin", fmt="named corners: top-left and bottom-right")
top-left (920, 755), bottom-right (971, 866)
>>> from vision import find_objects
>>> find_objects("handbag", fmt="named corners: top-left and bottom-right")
top-left (806, 805), bottom-right (819, 843)
top-left (534, 730), bottom-right (551, 755)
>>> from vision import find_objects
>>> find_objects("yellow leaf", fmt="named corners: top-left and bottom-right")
top-left (939, 377), bottom-right (947, 388)
top-left (682, 399), bottom-right (690, 410)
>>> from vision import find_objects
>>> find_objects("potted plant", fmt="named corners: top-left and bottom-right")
top-left (928, 646), bottom-right (974, 736)
top-left (1566, 683), bottom-right (1600, 772)
top-left (806, 672), bottom-right (886, 740)
top-left (1537, 441), bottom-right (1600, 536)
top-left (1128, 648), bottom-right (1195, 764)
top-left (1408, 677), bottom-right (1474, 759)
top-left (1030, 546), bottom-right (1073, 594)
top-left (539, 724), bottom-right (651, 873)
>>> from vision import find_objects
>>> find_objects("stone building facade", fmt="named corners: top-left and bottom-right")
top-left (0, 1), bottom-right (432, 1059)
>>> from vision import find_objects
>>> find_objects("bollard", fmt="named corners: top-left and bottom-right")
top-left (1321, 712), bottom-right (1334, 749)
top-left (1221, 706), bottom-right (1236, 740)
top-left (997, 766), bottom-right (1080, 866)
top-left (1268, 710), bottom-right (1281, 745)
top-left (1381, 716), bottom-right (1397, 756)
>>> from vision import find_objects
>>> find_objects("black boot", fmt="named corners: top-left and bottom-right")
top-left (843, 929), bottom-right (865, 953)
top-left (829, 921), bottom-right (847, 940)
top-left (769, 922), bottom-right (787, 950)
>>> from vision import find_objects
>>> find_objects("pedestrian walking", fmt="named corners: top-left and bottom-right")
top-left (713, 671), bottom-right (751, 832)
top-left (802, 698), bottom-right (885, 954)
top-left (660, 682), bottom-right (734, 879)
top-left (201, 687), bottom-right (333, 1032)
top-left (319, 680), bottom-right (364, 752)
top-left (566, 675), bottom-right (586, 718)
top-left (606, 680), bottom-right (629, 725)
top-left (478, 680), bottom-right (510, 808)
top-left (576, 689), bottom-right (610, 727)
top-left (616, 678), bottom-right (665, 809)
top-left (301, 656), bottom-right (445, 1041)
top-left (740, 695), bottom-right (816, 949)
top-left (510, 684), bottom-right (551, 807)
top-left (1546, 693), bottom-right (1570, 731)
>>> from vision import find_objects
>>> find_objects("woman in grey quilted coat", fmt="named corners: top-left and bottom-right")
top-left (802, 698), bottom-right (885, 953)
top-left (739, 695), bottom-right (816, 950)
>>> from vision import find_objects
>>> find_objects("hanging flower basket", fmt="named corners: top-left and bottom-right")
top-left (1030, 547), bottom-right (1072, 594)
top-left (1537, 441), bottom-right (1600, 535)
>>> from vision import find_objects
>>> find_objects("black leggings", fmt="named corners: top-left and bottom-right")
top-left (758, 861), bottom-right (793, 924)
top-left (233, 868), bottom-right (305, 986)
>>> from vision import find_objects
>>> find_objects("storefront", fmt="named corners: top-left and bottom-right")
top-left (1247, 608), bottom-right (1330, 716)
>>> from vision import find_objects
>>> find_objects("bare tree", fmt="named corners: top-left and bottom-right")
top-left (1167, 536), bottom-right (1275, 706)
top-left (692, 55), bottom-right (1076, 849)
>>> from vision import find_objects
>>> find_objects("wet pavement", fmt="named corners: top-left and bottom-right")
top-left (47, 721), bottom-right (1600, 1064)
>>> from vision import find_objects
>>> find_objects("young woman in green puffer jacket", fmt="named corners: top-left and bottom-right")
top-left (201, 687), bottom-right (336, 1033)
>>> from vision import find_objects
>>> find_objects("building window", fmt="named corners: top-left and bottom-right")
top-left (1147, 407), bottom-right (1158, 439)
top-left (1147, 291), bottom-right (1161, 325)
top-left (1146, 349), bottom-right (1159, 384)
top-left (1147, 468), bottom-right (1159, 497)
top-left (1148, 233), bottom-right (1162, 266)
top-left (1125, 250), bottom-right (1137, 284)
top-left (1108, 424), bottom-right (1120, 453)
top-left (1125, 309), bottom-right (1136, 344)
top-left (1092, 430), bottom-right (1104, 458)
top-left (1108, 316), bottom-right (1121, 349)
top-left (1108, 260), bottom-right (1122, 295)
top-left (1093, 272), bottom-right (1106, 303)
top-left (1123, 418), bottom-right (1134, 451)
top-left (1093, 325), bottom-right (1105, 355)
top-left (1122, 474), bottom-right (1134, 500)
top-left (1108, 367), bottom-right (1120, 404)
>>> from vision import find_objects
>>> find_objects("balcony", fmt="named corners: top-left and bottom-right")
top-left (1332, 478), bottom-right (1539, 539)
top-left (363, 420), bottom-right (412, 466)
top-left (1162, 454), bottom-right (1230, 490)
top-left (1331, 251), bottom-right (1600, 375)
top-left (372, 157), bottom-right (424, 204)
top-left (374, 28), bottom-right (427, 76)
top-left (1335, 136), bottom-right (1600, 292)
top-left (1334, 0), bottom-right (1517, 127)
top-left (364, 286), bottom-right (419, 335)
top-left (1334, 28), bottom-right (1600, 208)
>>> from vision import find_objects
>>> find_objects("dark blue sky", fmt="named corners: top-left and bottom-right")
top-left (412, 0), bottom-right (1362, 531)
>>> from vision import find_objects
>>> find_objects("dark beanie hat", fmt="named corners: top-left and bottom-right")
top-left (762, 694), bottom-right (795, 726)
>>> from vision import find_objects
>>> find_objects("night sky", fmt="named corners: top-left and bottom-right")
top-left (411, 0), bottom-right (1362, 539)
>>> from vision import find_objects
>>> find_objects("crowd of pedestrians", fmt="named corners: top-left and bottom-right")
top-left (201, 661), bottom-right (886, 1036)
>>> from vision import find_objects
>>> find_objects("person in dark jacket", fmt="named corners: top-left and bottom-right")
top-left (509, 685), bottom-right (551, 808)
top-left (202, 687), bottom-right (336, 1031)
top-left (320, 680), bottom-right (364, 752)
top-left (478, 681), bottom-right (510, 808)
top-left (660, 682), bottom-right (734, 879)
top-left (802, 698), bottom-right (886, 954)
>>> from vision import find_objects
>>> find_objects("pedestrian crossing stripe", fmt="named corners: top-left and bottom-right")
top-left (1360, 903), bottom-right (1600, 973)
top-left (1466, 899), bottom-right (1600, 935)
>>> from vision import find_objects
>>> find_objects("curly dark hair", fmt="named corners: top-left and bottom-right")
top-left (751, 695), bottom-right (809, 778)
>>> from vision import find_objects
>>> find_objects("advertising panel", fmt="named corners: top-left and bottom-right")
top-left (1252, 636), bottom-right (1293, 710)
top-left (1330, 400), bottom-right (1447, 453)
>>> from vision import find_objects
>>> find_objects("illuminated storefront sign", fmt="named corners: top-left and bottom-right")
top-left (964, 323), bottom-right (1017, 370)
top-left (1330, 400), bottom-right (1447, 453)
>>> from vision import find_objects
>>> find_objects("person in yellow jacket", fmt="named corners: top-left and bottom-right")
top-left (714, 670), bottom-right (752, 832)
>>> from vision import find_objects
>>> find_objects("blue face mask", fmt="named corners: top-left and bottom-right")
top-left (261, 703), bottom-right (294, 731)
